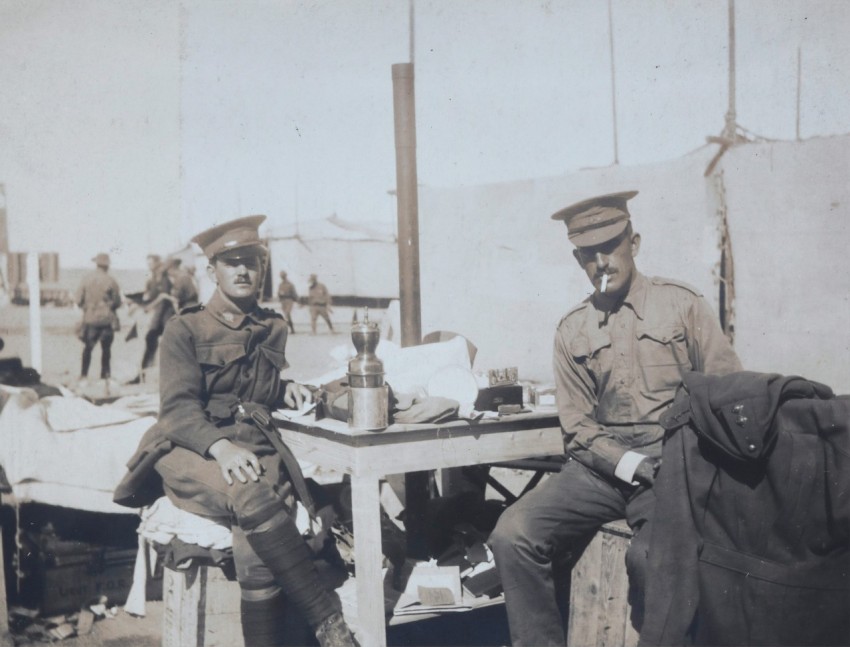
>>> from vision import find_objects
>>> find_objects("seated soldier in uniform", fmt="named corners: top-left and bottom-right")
top-left (489, 191), bottom-right (741, 646)
top-left (115, 215), bottom-right (357, 647)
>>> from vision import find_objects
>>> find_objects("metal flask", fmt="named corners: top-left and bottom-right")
top-left (347, 310), bottom-right (389, 431)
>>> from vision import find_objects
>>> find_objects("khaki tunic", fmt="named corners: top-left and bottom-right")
top-left (75, 268), bottom-right (121, 327)
top-left (554, 272), bottom-right (741, 479)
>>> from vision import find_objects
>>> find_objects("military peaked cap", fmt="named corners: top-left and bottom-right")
top-left (191, 215), bottom-right (267, 259)
top-left (551, 190), bottom-right (638, 247)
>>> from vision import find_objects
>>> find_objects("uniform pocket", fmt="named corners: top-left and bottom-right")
top-left (259, 344), bottom-right (290, 371)
top-left (569, 330), bottom-right (611, 361)
top-left (635, 325), bottom-right (689, 393)
top-left (196, 343), bottom-right (247, 368)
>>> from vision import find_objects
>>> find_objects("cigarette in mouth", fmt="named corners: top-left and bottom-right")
top-left (600, 274), bottom-right (608, 293)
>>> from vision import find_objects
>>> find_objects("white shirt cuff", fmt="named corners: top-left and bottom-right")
top-left (614, 450), bottom-right (647, 485)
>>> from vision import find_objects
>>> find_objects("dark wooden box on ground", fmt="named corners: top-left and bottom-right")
top-left (21, 535), bottom-right (160, 616)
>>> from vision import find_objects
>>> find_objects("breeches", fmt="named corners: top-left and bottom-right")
top-left (81, 324), bottom-right (114, 377)
top-left (156, 446), bottom-right (295, 591)
top-left (488, 458), bottom-right (656, 646)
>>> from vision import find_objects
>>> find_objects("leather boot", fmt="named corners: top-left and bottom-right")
top-left (315, 612), bottom-right (358, 647)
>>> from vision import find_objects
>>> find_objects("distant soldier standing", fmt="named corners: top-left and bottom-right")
top-left (75, 252), bottom-right (122, 385)
top-left (166, 257), bottom-right (200, 310)
top-left (307, 274), bottom-right (334, 335)
top-left (277, 270), bottom-right (298, 334)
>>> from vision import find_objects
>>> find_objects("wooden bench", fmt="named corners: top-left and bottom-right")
top-left (162, 563), bottom-right (361, 647)
top-left (163, 521), bottom-right (638, 647)
top-left (568, 519), bottom-right (638, 647)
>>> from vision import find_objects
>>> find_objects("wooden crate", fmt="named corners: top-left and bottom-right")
top-left (162, 565), bottom-right (244, 647)
top-left (568, 520), bottom-right (639, 647)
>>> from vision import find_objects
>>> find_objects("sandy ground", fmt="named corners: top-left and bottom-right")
top-left (0, 301), bottom-right (355, 388)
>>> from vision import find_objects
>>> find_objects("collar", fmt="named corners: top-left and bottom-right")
top-left (206, 289), bottom-right (261, 329)
top-left (592, 271), bottom-right (648, 324)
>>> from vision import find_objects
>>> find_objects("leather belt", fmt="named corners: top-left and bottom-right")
top-left (237, 403), bottom-right (317, 518)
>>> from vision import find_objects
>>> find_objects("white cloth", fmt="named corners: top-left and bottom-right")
top-left (41, 393), bottom-right (139, 431)
top-left (306, 335), bottom-right (473, 396)
top-left (0, 385), bottom-right (154, 513)
top-left (137, 496), bottom-right (233, 550)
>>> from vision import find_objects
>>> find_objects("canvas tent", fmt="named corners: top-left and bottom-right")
top-left (417, 134), bottom-right (850, 392)
top-left (160, 214), bottom-right (399, 306)
top-left (266, 214), bottom-right (398, 302)
top-left (418, 145), bottom-right (725, 384)
top-left (717, 135), bottom-right (850, 394)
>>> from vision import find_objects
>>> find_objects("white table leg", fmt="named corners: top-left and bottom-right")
top-left (351, 474), bottom-right (386, 647)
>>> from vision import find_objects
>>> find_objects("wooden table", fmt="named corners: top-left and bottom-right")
top-left (276, 410), bottom-right (562, 647)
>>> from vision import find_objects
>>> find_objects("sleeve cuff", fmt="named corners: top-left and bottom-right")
top-left (202, 435), bottom-right (229, 458)
top-left (614, 450), bottom-right (647, 485)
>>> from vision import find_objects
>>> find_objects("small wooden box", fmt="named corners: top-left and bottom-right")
top-left (162, 565), bottom-right (244, 647)
top-left (568, 520), bottom-right (639, 647)
top-left (35, 546), bottom-right (141, 615)
top-left (20, 533), bottom-right (161, 616)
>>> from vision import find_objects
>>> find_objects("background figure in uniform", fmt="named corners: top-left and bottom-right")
top-left (165, 257), bottom-right (200, 311)
top-left (114, 215), bottom-right (357, 647)
top-left (127, 253), bottom-right (175, 384)
top-left (307, 273), bottom-right (333, 335)
top-left (75, 252), bottom-right (122, 385)
top-left (277, 270), bottom-right (297, 334)
top-left (142, 254), bottom-right (175, 367)
top-left (488, 191), bottom-right (742, 646)
top-left (186, 264), bottom-right (200, 299)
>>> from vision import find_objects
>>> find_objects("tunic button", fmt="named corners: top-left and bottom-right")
top-left (732, 404), bottom-right (744, 413)
top-left (736, 416), bottom-right (748, 426)
top-left (747, 443), bottom-right (757, 453)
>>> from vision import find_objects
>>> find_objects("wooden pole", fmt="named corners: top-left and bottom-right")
top-left (724, 0), bottom-right (737, 140)
top-left (0, 184), bottom-right (8, 254)
top-left (408, 0), bottom-right (415, 64)
top-left (391, 61), bottom-right (429, 558)
top-left (26, 252), bottom-right (42, 373)
top-left (796, 46), bottom-right (802, 141)
top-left (608, 0), bottom-right (619, 164)
top-left (391, 63), bottom-right (422, 349)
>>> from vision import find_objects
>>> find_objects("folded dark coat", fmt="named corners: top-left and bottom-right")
top-left (640, 371), bottom-right (850, 647)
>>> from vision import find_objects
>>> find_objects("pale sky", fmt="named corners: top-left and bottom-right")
top-left (1, 0), bottom-right (848, 268)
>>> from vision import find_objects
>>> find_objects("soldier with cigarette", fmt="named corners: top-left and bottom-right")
top-left (489, 190), bottom-right (742, 645)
